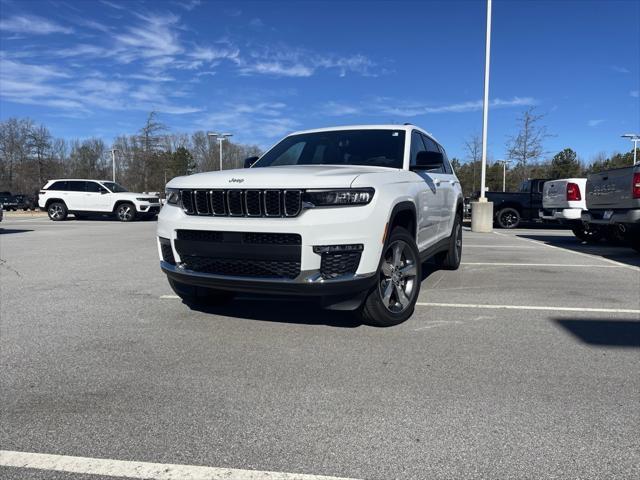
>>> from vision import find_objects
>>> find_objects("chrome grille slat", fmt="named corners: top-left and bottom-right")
top-left (179, 189), bottom-right (301, 218)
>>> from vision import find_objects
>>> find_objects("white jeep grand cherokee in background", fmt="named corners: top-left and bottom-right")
top-left (158, 125), bottom-right (463, 326)
top-left (39, 179), bottom-right (160, 221)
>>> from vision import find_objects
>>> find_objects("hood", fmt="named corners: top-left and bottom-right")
top-left (167, 165), bottom-right (397, 189)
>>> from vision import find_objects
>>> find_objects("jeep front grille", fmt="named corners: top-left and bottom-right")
top-left (179, 189), bottom-right (303, 218)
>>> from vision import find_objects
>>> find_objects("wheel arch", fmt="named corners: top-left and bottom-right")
top-left (44, 198), bottom-right (67, 209)
top-left (388, 201), bottom-right (417, 240)
top-left (112, 200), bottom-right (136, 212)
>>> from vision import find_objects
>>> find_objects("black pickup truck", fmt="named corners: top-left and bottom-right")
top-left (480, 178), bottom-right (548, 228)
top-left (0, 191), bottom-right (19, 211)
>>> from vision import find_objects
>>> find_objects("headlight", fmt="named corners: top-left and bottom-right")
top-left (303, 188), bottom-right (374, 207)
top-left (165, 188), bottom-right (180, 205)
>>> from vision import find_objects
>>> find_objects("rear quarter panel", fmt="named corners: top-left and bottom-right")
top-left (586, 165), bottom-right (640, 210)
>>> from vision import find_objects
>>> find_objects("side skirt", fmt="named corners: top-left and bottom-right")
top-left (418, 236), bottom-right (451, 263)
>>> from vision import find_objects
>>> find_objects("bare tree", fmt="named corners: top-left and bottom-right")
top-left (464, 134), bottom-right (482, 192)
top-left (506, 107), bottom-right (550, 181)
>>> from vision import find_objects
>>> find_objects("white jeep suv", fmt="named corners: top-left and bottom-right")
top-left (158, 125), bottom-right (463, 326)
top-left (39, 179), bottom-right (160, 221)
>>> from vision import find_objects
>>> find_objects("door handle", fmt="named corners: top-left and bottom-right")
top-left (434, 179), bottom-right (441, 186)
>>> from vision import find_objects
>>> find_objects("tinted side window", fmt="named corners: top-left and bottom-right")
top-left (410, 131), bottom-right (426, 166)
top-left (86, 182), bottom-right (105, 193)
top-left (67, 181), bottom-right (86, 192)
top-left (48, 181), bottom-right (68, 191)
top-left (421, 134), bottom-right (439, 153)
top-left (437, 144), bottom-right (453, 174)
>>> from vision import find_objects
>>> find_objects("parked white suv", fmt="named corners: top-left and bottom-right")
top-left (158, 125), bottom-right (463, 326)
top-left (39, 179), bottom-right (160, 221)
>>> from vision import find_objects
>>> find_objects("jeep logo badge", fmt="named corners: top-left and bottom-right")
top-left (228, 178), bottom-right (245, 184)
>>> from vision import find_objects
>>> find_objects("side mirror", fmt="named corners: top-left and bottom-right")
top-left (100, 190), bottom-right (108, 194)
top-left (412, 151), bottom-right (444, 171)
top-left (244, 156), bottom-right (259, 168)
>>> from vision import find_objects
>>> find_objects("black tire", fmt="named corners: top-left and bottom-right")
top-left (47, 202), bottom-right (68, 221)
top-left (358, 227), bottom-right (421, 327)
top-left (496, 207), bottom-right (521, 229)
top-left (631, 235), bottom-right (640, 254)
top-left (115, 203), bottom-right (136, 222)
top-left (168, 278), bottom-right (235, 306)
top-left (435, 214), bottom-right (463, 270)
top-left (571, 223), bottom-right (603, 243)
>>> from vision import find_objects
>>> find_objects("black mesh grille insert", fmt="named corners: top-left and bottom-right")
top-left (242, 232), bottom-right (301, 245)
top-left (264, 190), bottom-right (281, 216)
top-left (227, 190), bottom-right (244, 216)
top-left (194, 190), bottom-right (210, 215)
top-left (181, 190), bottom-right (195, 214)
top-left (177, 230), bottom-right (224, 242)
top-left (210, 190), bottom-right (226, 215)
top-left (245, 191), bottom-right (262, 216)
top-left (320, 252), bottom-right (361, 279)
top-left (180, 257), bottom-right (300, 279)
top-left (284, 190), bottom-right (302, 217)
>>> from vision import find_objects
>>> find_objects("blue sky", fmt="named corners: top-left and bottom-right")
top-left (0, 0), bottom-right (638, 163)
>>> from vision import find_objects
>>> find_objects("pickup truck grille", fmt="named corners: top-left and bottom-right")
top-left (180, 189), bottom-right (302, 218)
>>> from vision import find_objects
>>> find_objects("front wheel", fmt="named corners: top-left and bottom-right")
top-left (168, 278), bottom-right (235, 306)
top-left (358, 227), bottom-right (421, 327)
top-left (115, 203), bottom-right (136, 222)
top-left (496, 207), bottom-right (521, 229)
top-left (47, 202), bottom-right (68, 221)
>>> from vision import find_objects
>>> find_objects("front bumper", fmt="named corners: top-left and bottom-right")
top-left (581, 209), bottom-right (640, 225)
top-left (161, 261), bottom-right (377, 297)
top-left (137, 203), bottom-right (160, 214)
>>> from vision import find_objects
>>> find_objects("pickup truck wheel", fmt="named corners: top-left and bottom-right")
top-left (359, 227), bottom-right (421, 327)
top-left (168, 278), bottom-right (235, 306)
top-left (435, 215), bottom-right (463, 270)
top-left (496, 208), bottom-right (520, 229)
top-left (47, 202), bottom-right (68, 221)
top-left (571, 224), bottom-right (603, 243)
top-left (115, 203), bottom-right (136, 222)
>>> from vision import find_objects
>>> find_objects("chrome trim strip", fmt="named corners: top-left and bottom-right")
top-left (160, 261), bottom-right (375, 284)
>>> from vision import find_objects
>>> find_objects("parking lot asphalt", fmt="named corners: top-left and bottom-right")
top-left (1, 218), bottom-right (639, 479)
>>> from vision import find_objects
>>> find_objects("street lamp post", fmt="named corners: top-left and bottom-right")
top-left (111, 149), bottom-right (118, 182)
top-left (207, 132), bottom-right (233, 171)
top-left (496, 159), bottom-right (510, 192)
top-left (621, 133), bottom-right (640, 165)
top-left (471, 0), bottom-right (494, 233)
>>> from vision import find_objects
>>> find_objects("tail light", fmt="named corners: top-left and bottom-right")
top-left (633, 172), bottom-right (640, 199)
top-left (566, 182), bottom-right (581, 201)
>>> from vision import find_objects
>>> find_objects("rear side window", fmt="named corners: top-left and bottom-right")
top-left (48, 181), bottom-right (68, 191)
top-left (67, 181), bottom-right (86, 192)
top-left (86, 182), bottom-right (105, 193)
top-left (420, 134), bottom-right (445, 174)
top-left (437, 144), bottom-right (453, 174)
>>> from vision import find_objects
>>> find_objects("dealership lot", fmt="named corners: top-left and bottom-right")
top-left (1, 218), bottom-right (638, 479)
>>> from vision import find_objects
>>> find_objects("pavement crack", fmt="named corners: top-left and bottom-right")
top-left (0, 258), bottom-right (22, 277)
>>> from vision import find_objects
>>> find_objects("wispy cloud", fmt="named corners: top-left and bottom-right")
top-left (175, 0), bottom-right (201, 11)
top-left (370, 96), bottom-right (537, 117)
top-left (611, 65), bottom-right (630, 74)
top-left (0, 14), bottom-right (73, 35)
top-left (588, 119), bottom-right (605, 127)
top-left (631, 90), bottom-right (639, 98)
top-left (100, 0), bottom-right (125, 10)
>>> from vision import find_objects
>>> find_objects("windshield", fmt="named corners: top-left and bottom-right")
top-left (254, 129), bottom-right (406, 169)
top-left (102, 182), bottom-right (128, 193)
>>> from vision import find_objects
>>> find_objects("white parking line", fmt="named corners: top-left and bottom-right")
top-left (160, 294), bottom-right (179, 299)
top-left (416, 302), bottom-right (640, 314)
top-left (494, 231), bottom-right (640, 272)
top-left (0, 450), bottom-right (359, 480)
top-left (463, 245), bottom-right (539, 248)
top-left (461, 262), bottom-right (620, 268)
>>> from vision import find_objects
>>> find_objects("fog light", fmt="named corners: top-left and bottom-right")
top-left (313, 244), bottom-right (364, 254)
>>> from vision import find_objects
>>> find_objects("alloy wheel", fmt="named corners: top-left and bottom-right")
top-left (49, 205), bottom-right (63, 219)
top-left (118, 205), bottom-right (132, 221)
top-left (379, 240), bottom-right (418, 313)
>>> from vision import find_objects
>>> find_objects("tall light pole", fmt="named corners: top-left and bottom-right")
top-left (621, 133), bottom-right (640, 165)
top-left (110, 149), bottom-right (118, 182)
top-left (208, 132), bottom-right (233, 171)
top-left (471, 0), bottom-right (494, 233)
top-left (479, 0), bottom-right (492, 200)
top-left (496, 159), bottom-right (510, 192)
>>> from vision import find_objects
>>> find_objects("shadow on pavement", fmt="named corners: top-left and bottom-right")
top-left (517, 234), bottom-right (640, 269)
top-left (184, 262), bottom-right (440, 328)
top-left (0, 228), bottom-right (34, 235)
top-left (554, 318), bottom-right (640, 348)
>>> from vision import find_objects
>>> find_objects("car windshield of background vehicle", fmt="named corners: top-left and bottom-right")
top-left (102, 182), bottom-right (128, 193)
top-left (254, 129), bottom-right (406, 169)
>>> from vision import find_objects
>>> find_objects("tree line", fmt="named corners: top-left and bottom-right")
top-left (452, 108), bottom-right (637, 196)
top-left (0, 109), bottom-right (636, 197)
top-left (0, 112), bottom-right (261, 195)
